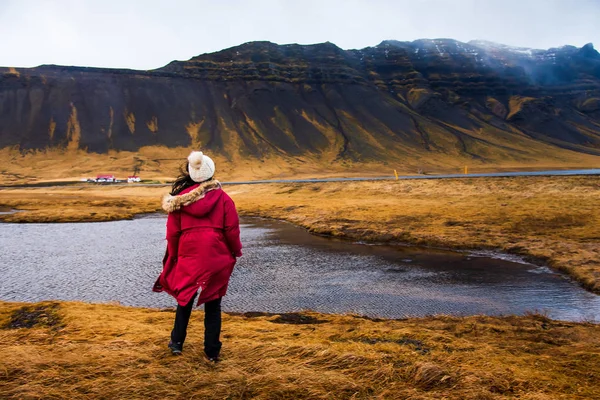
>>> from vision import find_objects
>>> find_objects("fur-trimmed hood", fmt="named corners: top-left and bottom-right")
top-left (162, 179), bottom-right (222, 213)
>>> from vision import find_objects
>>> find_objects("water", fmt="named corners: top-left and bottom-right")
top-left (0, 208), bottom-right (19, 215)
top-left (1, 216), bottom-right (599, 321)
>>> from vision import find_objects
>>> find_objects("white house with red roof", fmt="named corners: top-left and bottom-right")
top-left (96, 174), bottom-right (115, 182)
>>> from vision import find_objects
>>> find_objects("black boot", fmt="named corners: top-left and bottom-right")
top-left (168, 341), bottom-right (183, 355)
top-left (169, 293), bottom-right (198, 355)
top-left (204, 297), bottom-right (223, 360)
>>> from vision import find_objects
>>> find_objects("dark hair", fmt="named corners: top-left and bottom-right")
top-left (170, 162), bottom-right (196, 195)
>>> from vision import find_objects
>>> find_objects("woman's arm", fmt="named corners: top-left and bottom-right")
top-left (223, 195), bottom-right (242, 257)
top-left (166, 210), bottom-right (182, 257)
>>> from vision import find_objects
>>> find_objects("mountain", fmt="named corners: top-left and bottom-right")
top-left (1, 39), bottom-right (600, 170)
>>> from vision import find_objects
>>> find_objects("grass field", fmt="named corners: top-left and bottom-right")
top-left (2, 145), bottom-right (600, 185)
top-left (1, 301), bottom-right (599, 399)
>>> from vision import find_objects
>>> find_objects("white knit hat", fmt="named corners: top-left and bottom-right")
top-left (187, 151), bottom-right (215, 183)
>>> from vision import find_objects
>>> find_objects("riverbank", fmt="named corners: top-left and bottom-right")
top-left (232, 176), bottom-right (600, 294)
top-left (0, 176), bottom-right (598, 293)
top-left (1, 300), bottom-right (599, 399)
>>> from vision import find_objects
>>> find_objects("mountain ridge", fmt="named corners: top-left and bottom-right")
top-left (1, 38), bottom-right (599, 174)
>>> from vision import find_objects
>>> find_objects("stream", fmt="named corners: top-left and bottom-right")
top-left (0, 215), bottom-right (599, 321)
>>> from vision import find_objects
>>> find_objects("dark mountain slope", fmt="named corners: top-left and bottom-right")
top-left (1, 39), bottom-right (599, 167)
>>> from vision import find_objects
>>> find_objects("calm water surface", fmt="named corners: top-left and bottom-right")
top-left (1, 216), bottom-right (599, 321)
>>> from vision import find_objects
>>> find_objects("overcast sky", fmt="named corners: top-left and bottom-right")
top-left (1, 0), bottom-right (598, 70)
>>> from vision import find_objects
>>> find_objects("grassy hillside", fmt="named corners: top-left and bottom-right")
top-left (1, 145), bottom-right (600, 185)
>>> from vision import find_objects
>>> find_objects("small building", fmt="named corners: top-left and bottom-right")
top-left (96, 174), bottom-right (115, 183)
top-left (127, 176), bottom-right (141, 183)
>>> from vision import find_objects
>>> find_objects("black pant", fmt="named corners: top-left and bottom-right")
top-left (171, 294), bottom-right (222, 358)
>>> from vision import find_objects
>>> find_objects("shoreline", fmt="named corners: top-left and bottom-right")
top-left (0, 297), bottom-right (597, 324)
top-left (241, 213), bottom-right (548, 266)
top-left (0, 206), bottom-right (558, 265)
top-left (1, 295), bottom-right (594, 324)
top-left (238, 212), bottom-right (599, 295)
top-left (1, 176), bottom-right (598, 295)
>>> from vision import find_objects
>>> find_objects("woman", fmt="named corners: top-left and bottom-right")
top-left (153, 151), bottom-right (242, 362)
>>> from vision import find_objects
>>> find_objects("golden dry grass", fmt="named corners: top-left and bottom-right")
top-left (1, 301), bottom-right (599, 399)
top-left (0, 186), bottom-right (164, 222)
top-left (1, 176), bottom-right (599, 293)
top-left (2, 145), bottom-right (600, 185)
top-left (0, 146), bottom-right (404, 185)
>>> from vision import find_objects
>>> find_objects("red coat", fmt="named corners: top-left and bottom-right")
top-left (153, 180), bottom-right (242, 306)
